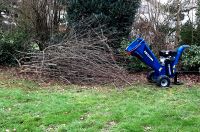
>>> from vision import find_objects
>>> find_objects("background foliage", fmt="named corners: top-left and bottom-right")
top-left (0, 28), bottom-right (31, 65)
top-left (179, 0), bottom-right (200, 71)
top-left (67, 0), bottom-right (141, 49)
top-left (177, 25), bottom-right (200, 71)
top-left (182, 45), bottom-right (200, 71)
top-left (0, 0), bottom-right (199, 73)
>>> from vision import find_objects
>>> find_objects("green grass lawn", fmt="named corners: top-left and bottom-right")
top-left (0, 73), bottom-right (200, 132)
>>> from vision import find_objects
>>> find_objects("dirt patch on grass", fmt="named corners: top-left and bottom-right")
top-left (0, 66), bottom-right (199, 88)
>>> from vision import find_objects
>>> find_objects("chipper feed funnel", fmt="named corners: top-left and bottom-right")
top-left (125, 37), bottom-right (161, 73)
top-left (125, 36), bottom-right (189, 87)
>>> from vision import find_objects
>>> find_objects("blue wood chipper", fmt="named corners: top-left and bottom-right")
top-left (125, 36), bottom-right (189, 87)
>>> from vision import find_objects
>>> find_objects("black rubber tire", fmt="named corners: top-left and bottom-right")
top-left (147, 71), bottom-right (156, 83)
top-left (156, 75), bottom-right (170, 87)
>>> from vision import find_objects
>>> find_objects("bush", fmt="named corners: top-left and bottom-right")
top-left (182, 45), bottom-right (200, 71)
top-left (67, 0), bottom-right (141, 49)
top-left (180, 22), bottom-right (200, 71)
top-left (0, 29), bottom-right (31, 65)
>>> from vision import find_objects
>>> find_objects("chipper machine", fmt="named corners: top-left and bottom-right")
top-left (125, 36), bottom-right (189, 87)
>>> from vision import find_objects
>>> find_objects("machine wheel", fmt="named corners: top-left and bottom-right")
top-left (156, 75), bottom-right (170, 87)
top-left (147, 71), bottom-right (156, 83)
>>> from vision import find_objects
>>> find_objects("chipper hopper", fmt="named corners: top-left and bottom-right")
top-left (125, 36), bottom-right (189, 87)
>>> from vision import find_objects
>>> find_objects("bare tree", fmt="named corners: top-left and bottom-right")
top-left (133, 0), bottom-right (197, 52)
top-left (17, 0), bottom-right (65, 50)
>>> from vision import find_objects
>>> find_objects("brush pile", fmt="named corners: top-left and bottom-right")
top-left (20, 19), bottom-right (129, 85)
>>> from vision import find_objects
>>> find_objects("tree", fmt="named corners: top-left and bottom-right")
top-left (13, 0), bottom-right (67, 51)
top-left (180, 0), bottom-right (199, 46)
top-left (195, 0), bottom-right (200, 46)
top-left (0, 0), bottom-right (17, 30)
top-left (180, 0), bottom-right (200, 71)
top-left (67, 0), bottom-right (141, 49)
top-left (197, 0), bottom-right (200, 24)
top-left (134, 0), bottom-right (196, 49)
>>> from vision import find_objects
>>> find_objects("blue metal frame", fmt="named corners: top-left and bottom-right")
top-left (125, 37), bottom-right (189, 80)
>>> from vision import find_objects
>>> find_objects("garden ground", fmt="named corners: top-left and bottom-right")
top-left (0, 70), bottom-right (200, 132)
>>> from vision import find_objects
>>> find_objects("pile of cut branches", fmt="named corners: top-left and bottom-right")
top-left (20, 20), bottom-right (129, 85)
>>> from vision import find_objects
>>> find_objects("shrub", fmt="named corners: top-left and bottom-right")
top-left (180, 22), bottom-right (200, 71)
top-left (0, 29), bottom-right (31, 65)
top-left (182, 45), bottom-right (200, 71)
